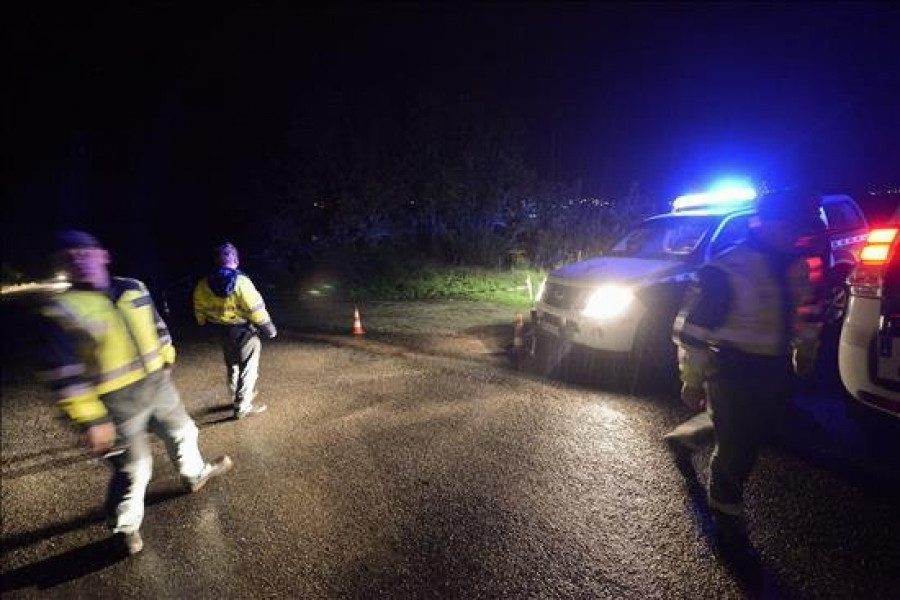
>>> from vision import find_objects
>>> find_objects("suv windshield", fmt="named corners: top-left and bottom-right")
top-left (607, 216), bottom-right (719, 260)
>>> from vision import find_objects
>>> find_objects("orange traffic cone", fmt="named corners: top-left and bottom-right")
top-left (352, 306), bottom-right (365, 335)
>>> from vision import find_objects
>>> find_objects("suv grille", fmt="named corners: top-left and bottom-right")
top-left (542, 282), bottom-right (585, 309)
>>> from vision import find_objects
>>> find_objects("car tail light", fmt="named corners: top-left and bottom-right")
top-left (860, 228), bottom-right (898, 264)
top-left (804, 255), bottom-right (825, 285)
top-left (848, 227), bottom-right (899, 298)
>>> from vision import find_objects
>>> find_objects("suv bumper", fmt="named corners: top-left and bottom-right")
top-left (533, 300), bottom-right (647, 353)
top-left (839, 295), bottom-right (900, 417)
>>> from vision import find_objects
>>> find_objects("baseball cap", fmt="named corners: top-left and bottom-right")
top-left (754, 188), bottom-right (817, 225)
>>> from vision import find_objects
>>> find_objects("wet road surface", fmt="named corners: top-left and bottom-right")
top-left (2, 301), bottom-right (899, 599)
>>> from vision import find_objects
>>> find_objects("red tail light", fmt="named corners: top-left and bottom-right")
top-left (849, 227), bottom-right (899, 298)
top-left (804, 255), bottom-right (825, 284)
top-left (860, 228), bottom-right (898, 265)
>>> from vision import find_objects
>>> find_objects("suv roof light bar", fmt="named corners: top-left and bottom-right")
top-left (672, 185), bottom-right (757, 212)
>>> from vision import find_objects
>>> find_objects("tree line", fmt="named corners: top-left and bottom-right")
top-left (251, 88), bottom-right (662, 276)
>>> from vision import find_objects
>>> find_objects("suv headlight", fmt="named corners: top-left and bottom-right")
top-left (582, 285), bottom-right (635, 320)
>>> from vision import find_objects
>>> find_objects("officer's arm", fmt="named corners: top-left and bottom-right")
top-left (673, 265), bottom-right (732, 387)
top-left (790, 258), bottom-right (822, 375)
top-left (237, 277), bottom-right (277, 338)
top-left (37, 312), bottom-right (111, 430)
top-left (192, 281), bottom-right (207, 325)
top-left (683, 266), bottom-right (732, 334)
top-left (147, 289), bottom-right (177, 366)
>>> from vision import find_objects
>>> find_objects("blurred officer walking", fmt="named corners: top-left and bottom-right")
top-left (38, 231), bottom-right (233, 555)
top-left (663, 189), bottom-right (822, 533)
top-left (193, 242), bottom-right (276, 419)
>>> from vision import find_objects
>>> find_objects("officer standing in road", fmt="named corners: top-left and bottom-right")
top-left (193, 242), bottom-right (276, 420)
top-left (663, 189), bottom-right (822, 531)
top-left (38, 231), bottom-right (233, 555)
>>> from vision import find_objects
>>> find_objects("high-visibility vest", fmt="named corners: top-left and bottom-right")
top-left (39, 277), bottom-right (176, 425)
top-left (674, 244), bottom-right (820, 357)
top-left (193, 274), bottom-right (273, 329)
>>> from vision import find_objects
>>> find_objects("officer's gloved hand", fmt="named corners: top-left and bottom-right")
top-left (260, 322), bottom-right (278, 339)
top-left (681, 383), bottom-right (706, 412)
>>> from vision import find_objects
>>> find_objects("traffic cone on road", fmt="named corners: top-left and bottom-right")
top-left (352, 306), bottom-right (365, 336)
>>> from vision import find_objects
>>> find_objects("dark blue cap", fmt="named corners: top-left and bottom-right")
top-left (52, 230), bottom-right (102, 252)
top-left (755, 189), bottom-right (817, 225)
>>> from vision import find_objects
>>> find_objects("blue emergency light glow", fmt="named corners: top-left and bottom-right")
top-left (672, 181), bottom-right (758, 212)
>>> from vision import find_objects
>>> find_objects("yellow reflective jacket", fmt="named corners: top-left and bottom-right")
top-left (38, 278), bottom-right (177, 427)
top-left (193, 268), bottom-right (273, 330)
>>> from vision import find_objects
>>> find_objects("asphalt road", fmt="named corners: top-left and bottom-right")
top-left (2, 301), bottom-right (899, 599)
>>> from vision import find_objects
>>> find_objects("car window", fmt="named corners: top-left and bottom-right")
top-left (710, 215), bottom-right (750, 258)
top-left (608, 216), bottom-right (717, 260)
top-left (822, 200), bottom-right (865, 231)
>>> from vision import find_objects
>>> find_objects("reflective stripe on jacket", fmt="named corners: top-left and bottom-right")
top-left (38, 277), bottom-right (176, 426)
top-left (193, 274), bottom-right (273, 328)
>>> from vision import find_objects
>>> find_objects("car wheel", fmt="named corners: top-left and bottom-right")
top-left (843, 392), bottom-right (900, 455)
top-left (532, 332), bottom-right (566, 378)
top-left (630, 311), bottom-right (680, 396)
top-left (823, 274), bottom-right (850, 326)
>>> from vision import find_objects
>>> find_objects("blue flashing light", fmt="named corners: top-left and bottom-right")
top-left (672, 181), bottom-right (758, 212)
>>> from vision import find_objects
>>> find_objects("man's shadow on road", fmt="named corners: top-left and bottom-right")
top-left (0, 488), bottom-right (183, 593)
top-left (681, 470), bottom-right (789, 599)
top-left (1, 536), bottom-right (126, 592)
top-left (194, 403), bottom-right (238, 427)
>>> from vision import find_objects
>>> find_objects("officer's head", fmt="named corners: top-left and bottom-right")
top-left (52, 230), bottom-right (111, 288)
top-left (751, 188), bottom-right (820, 253)
top-left (215, 242), bottom-right (239, 269)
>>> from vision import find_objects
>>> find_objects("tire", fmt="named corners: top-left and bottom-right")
top-left (629, 312), bottom-right (680, 396)
top-left (823, 270), bottom-right (851, 327)
top-left (532, 332), bottom-right (567, 378)
top-left (843, 392), bottom-right (900, 456)
top-left (532, 332), bottom-right (593, 382)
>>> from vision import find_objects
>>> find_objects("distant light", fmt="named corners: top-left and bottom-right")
top-left (1, 280), bottom-right (71, 295)
top-left (673, 180), bottom-right (757, 212)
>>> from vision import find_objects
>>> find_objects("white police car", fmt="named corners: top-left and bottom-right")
top-left (839, 212), bottom-right (900, 422)
top-left (532, 183), bottom-right (868, 387)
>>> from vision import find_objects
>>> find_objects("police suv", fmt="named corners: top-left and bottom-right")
top-left (531, 184), bottom-right (869, 386)
top-left (839, 208), bottom-right (900, 422)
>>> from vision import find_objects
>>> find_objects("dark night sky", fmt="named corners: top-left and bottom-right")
top-left (4, 2), bottom-right (900, 279)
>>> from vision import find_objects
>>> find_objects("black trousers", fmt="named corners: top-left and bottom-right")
top-left (707, 350), bottom-right (793, 507)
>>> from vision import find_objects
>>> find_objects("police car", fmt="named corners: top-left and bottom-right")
top-left (839, 209), bottom-right (900, 422)
top-left (531, 183), bottom-right (869, 387)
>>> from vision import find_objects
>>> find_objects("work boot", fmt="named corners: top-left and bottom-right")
top-left (707, 492), bottom-right (747, 539)
top-left (115, 531), bottom-right (144, 555)
top-left (183, 456), bottom-right (233, 493)
top-left (234, 404), bottom-right (267, 420)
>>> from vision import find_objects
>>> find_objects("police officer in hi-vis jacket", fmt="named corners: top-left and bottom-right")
top-left (193, 242), bottom-right (276, 420)
top-left (663, 189), bottom-right (822, 531)
top-left (38, 231), bottom-right (233, 555)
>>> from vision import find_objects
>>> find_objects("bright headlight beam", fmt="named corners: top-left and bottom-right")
top-left (582, 285), bottom-right (634, 320)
